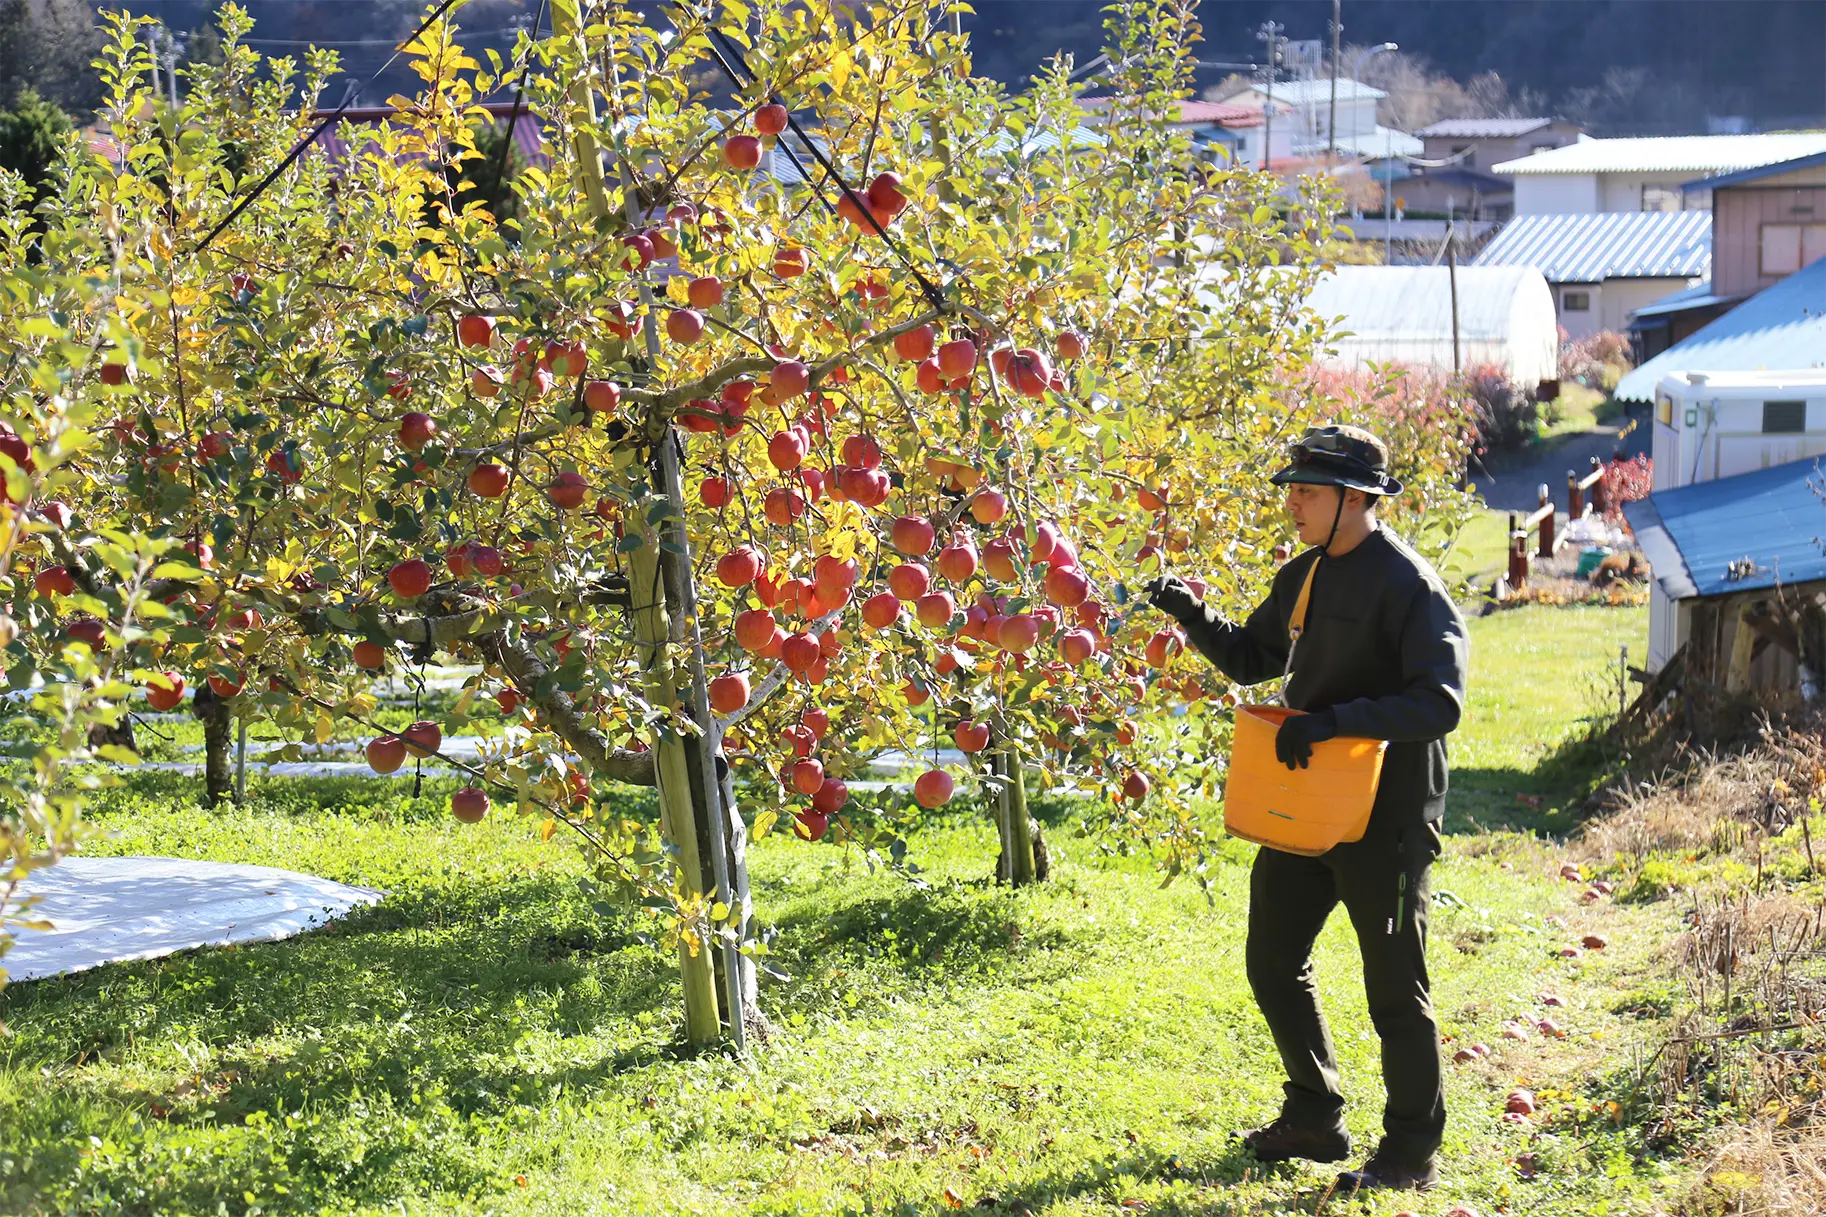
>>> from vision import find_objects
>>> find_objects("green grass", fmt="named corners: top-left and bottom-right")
top-left (1439, 508), bottom-right (1512, 587)
top-left (0, 606), bottom-right (1685, 1216)
top-left (1536, 383), bottom-right (1607, 444)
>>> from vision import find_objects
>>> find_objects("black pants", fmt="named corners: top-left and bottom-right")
top-left (1244, 818), bottom-right (1445, 1164)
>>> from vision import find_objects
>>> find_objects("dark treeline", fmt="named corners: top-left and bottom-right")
top-left (6, 1), bottom-right (1824, 136)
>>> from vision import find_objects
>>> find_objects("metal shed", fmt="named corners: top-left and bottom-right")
top-left (1302, 265), bottom-right (1560, 389)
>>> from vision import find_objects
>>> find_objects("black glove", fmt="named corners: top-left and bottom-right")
top-left (1144, 573), bottom-right (1201, 622)
top-left (1274, 708), bottom-right (1338, 770)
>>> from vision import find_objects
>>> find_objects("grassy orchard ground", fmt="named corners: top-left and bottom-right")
top-left (0, 604), bottom-right (1692, 1217)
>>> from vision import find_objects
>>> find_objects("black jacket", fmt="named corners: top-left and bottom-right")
top-left (1178, 529), bottom-right (1469, 825)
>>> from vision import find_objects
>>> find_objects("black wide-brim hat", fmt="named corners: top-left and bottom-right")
top-left (1267, 424), bottom-right (1404, 497)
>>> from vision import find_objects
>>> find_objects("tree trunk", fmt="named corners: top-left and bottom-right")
top-left (87, 716), bottom-right (136, 753)
top-left (994, 736), bottom-right (1040, 886)
top-left (192, 685), bottom-right (233, 807)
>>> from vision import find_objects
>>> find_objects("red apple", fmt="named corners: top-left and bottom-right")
top-left (915, 358), bottom-right (945, 394)
top-left (755, 103), bottom-right (789, 135)
top-left (773, 247), bottom-right (808, 278)
top-left (771, 361), bottom-right (810, 399)
top-left (915, 591), bottom-right (957, 628)
top-left (266, 449), bottom-right (302, 484)
top-left (902, 680), bottom-right (930, 707)
top-left (1045, 565), bottom-right (1090, 608)
top-left (790, 758), bottom-right (825, 795)
top-left (970, 490), bottom-right (1008, 524)
top-left (1059, 627), bottom-right (1097, 666)
top-left (1145, 628), bottom-right (1185, 668)
top-left (402, 720), bottom-right (442, 758)
top-left (99, 361), bottom-right (129, 386)
top-left (547, 471), bottom-right (588, 510)
top-left (384, 369), bottom-right (412, 400)
top-left (794, 809), bottom-right (830, 841)
top-left (936, 338), bottom-right (977, 379)
top-left (197, 431), bottom-right (232, 461)
top-left (398, 412), bottom-right (436, 450)
top-left (954, 720), bottom-right (990, 753)
top-left (709, 673), bottom-right (750, 713)
top-left (717, 546), bottom-right (761, 588)
top-left (1122, 771), bottom-right (1150, 801)
top-left (887, 562), bottom-right (931, 602)
top-left (471, 366), bottom-right (504, 398)
top-left (861, 592), bottom-right (901, 629)
top-left (763, 488), bottom-right (806, 525)
top-left (457, 313), bottom-right (496, 348)
top-left (936, 541), bottom-right (978, 584)
top-left (207, 671), bottom-right (244, 698)
top-left (1007, 348), bottom-right (1054, 398)
top-left (983, 538), bottom-right (1020, 581)
top-left (700, 476), bottom-right (731, 507)
top-left (687, 276), bottom-right (725, 309)
top-left (583, 380), bottom-right (621, 413)
top-left (451, 786), bottom-right (490, 823)
top-left (767, 429), bottom-right (808, 471)
top-left (388, 558), bottom-right (431, 599)
top-left (801, 707), bottom-right (829, 739)
top-left (724, 134), bottom-right (762, 169)
top-left (781, 632), bottom-right (820, 672)
top-left (913, 769), bottom-right (954, 809)
top-left (353, 640), bottom-right (387, 670)
top-left (891, 515), bottom-right (936, 557)
top-left (145, 672), bottom-right (186, 712)
top-left (867, 171), bottom-right (907, 216)
top-left (471, 544), bottom-right (503, 578)
top-left (894, 324), bottom-right (936, 362)
top-left (497, 688), bottom-right (522, 714)
top-left (734, 609), bottom-right (776, 652)
top-left (998, 614), bottom-right (1039, 653)
top-left (812, 776), bottom-right (848, 814)
top-left (469, 463), bottom-right (511, 498)
top-left (366, 735), bottom-right (407, 774)
top-left (33, 566), bottom-right (75, 597)
top-left (667, 309), bottom-right (705, 345)
top-left (1057, 330), bottom-right (1088, 361)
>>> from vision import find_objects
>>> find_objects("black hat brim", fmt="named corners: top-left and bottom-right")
top-left (1268, 462), bottom-right (1403, 496)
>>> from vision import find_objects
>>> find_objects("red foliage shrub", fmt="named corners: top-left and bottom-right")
top-left (1601, 453), bottom-right (1652, 528)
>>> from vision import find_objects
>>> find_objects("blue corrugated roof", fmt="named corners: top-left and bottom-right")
top-left (1472, 210), bottom-right (1711, 283)
top-left (1614, 257), bottom-right (1826, 401)
top-left (1623, 458), bottom-right (1826, 600)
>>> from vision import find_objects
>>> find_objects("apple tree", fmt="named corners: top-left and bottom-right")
top-left (5, 0), bottom-right (1470, 1041)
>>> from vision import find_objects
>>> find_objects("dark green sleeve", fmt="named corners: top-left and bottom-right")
top-left (1179, 576), bottom-right (1291, 688)
top-left (1330, 578), bottom-right (1467, 742)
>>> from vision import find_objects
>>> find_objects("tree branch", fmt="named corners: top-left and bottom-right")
top-left (482, 632), bottom-right (656, 786)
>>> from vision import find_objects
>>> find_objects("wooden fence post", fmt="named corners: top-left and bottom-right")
top-left (1589, 455), bottom-right (1608, 516)
top-left (1507, 511), bottom-right (1527, 590)
top-left (1567, 468), bottom-right (1583, 518)
top-left (1536, 483), bottom-right (1555, 560)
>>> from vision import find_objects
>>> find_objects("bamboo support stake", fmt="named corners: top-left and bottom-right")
top-left (554, 0), bottom-right (720, 1047)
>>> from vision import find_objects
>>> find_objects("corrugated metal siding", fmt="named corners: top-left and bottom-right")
top-left (1614, 258), bottom-right (1826, 401)
top-left (1473, 211), bottom-right (1711, 282)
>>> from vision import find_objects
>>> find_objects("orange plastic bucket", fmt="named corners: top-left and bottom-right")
top-left (1223, 705), bottom-right (1387, 856)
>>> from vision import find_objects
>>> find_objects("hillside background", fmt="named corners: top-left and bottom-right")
top-left (4, 0), bottom-right (1824, 135)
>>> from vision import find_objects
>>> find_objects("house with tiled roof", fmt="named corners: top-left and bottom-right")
top-left (1076, 96), bottom-right (1290, 169)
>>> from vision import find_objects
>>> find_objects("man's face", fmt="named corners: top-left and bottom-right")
top-left (1284, 482), bottom-right (1348, 547)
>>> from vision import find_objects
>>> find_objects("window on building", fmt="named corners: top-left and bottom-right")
top-left (1763, 400), bottom-right (1806, 434)
top-left (1641, 185), bottom-right (1682, 212)
top-left (1656, 395), bottom-right (1673, 426)
top-left (1760, 223), bottom-right (1826, 276)
top-left (1561, 290), bottom-right (1591, 312)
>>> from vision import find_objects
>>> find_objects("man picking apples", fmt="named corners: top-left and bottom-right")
top-left (1146, 424), bottom-right (1468, 1196)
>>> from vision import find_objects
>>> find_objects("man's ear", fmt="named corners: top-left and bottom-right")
top-left (1345, 488), bottom-right (1368, 511)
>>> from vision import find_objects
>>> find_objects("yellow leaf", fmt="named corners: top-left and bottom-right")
top-left (314, 711), bottom-right (335, 744)
top-left (753, 809), bottom-right (777, 840)
top-left (539, 818), bottom-right (557, 841)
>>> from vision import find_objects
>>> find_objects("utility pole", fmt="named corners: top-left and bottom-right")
top-left (1256, 21), bottom-right (1283, 171)
top-left (145, 25), bottom-right (162, 102)
top-left (1327, 0), bottom-right (1341, 162)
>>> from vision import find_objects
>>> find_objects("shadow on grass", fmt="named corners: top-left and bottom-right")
top-left (1447, 726), bottom-right (1622, 838)
top-left (979, 1140), bottom-right (1318, 1216)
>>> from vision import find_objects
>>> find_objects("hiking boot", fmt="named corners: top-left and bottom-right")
top-left (1335, 1143), bottom-right (1441, 1194)
top-left (1237, 1116), bottom-right (1352, 1164)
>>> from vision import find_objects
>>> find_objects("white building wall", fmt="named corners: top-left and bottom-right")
top-left (1596, 171), bottom-right (1712, 212)
top-left (1513, 174), bottom-right (1600, 214)
top-left (1600, 278), bottom-right (1698, 334)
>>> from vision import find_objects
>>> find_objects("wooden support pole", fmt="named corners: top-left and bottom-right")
top-left (1588, 455), bottom-right (1608, 516)
top-left (1535, 484), bottom-right (1555, 559)
top-left (555, 0), bottom-right (721, 1048)
top-left (1567, 468), bottom-right (1582, 518)
top-left (1726, 601), bottom-right (1758, 694)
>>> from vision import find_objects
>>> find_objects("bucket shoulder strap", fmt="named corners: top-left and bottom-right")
top-left (1287, 554), bottom-right (1320, 643)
